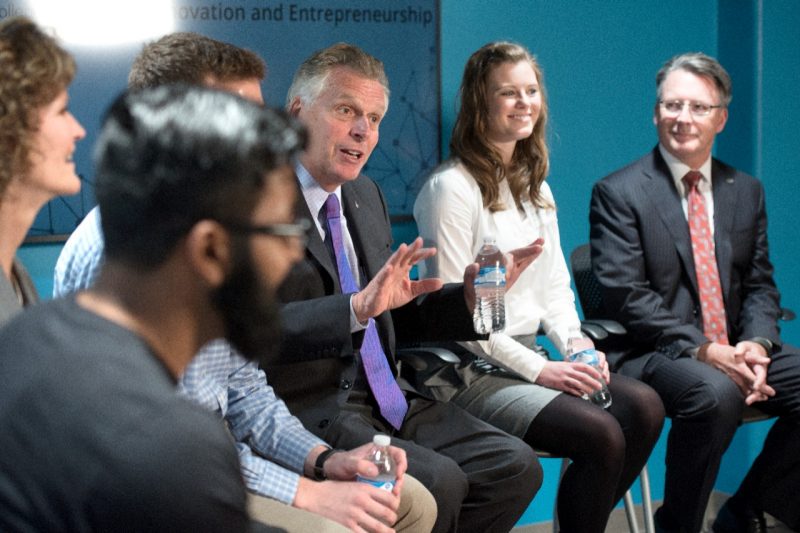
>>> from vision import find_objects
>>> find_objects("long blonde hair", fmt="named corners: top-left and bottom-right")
top-left (450, 41), bottom-right (550, 212)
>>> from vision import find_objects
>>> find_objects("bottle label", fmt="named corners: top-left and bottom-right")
top-left (570, 348), bottom-right (599, 367)
top-left (475, 267), bottom-right (506, 286)
top-left (356, 476), bottom-right (396, 491)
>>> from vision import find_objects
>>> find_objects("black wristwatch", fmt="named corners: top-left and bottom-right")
top-left (313, 447), bottom-right (342, 481)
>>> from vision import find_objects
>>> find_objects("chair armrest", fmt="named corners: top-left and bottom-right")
top-left (580, 319), bottom-right (627, 343)
top-left (583, 319), bottom-right (627, 336)
top-left (396, 347), bottom-right (461, 372)
top-left (580, 322), bottom-right (609, 341)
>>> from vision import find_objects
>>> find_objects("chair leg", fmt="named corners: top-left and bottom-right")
top-left (551, 459), bottom-right (651, 533)
top-left (639, 465), bottom-right (655, 533)
top-left (623, 489), bottom-right (641, 533)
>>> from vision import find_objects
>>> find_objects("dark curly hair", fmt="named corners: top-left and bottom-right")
top-left (0, 17), bottom-right (76, 199)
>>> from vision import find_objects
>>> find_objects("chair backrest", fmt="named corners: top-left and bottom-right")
top-left (570, 243), bottom-right (604, 320)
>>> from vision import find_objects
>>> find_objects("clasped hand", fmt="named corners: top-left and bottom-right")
top-left (699, 341), bottom-right (775, 404)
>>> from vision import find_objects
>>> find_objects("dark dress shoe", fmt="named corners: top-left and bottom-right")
top-left (712, 499), bottom-right (767, 533)
top-left (653, 507), bottom-right (682, 533)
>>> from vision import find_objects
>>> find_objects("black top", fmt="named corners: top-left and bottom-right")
top-left (0, 297), bottom-right (249, 532)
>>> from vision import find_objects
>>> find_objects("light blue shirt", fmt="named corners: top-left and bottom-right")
top-left (53, 206), bottom-right (325, 504)
top-left (53, 207), bottom-right (105, 297)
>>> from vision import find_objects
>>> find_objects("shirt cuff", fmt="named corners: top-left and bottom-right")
top-left (683, 346), bottom-right (701, 359)
top-left (349, 294), bottom-right (368, 333)
top-left (747, 337), bottom-right (774, 356)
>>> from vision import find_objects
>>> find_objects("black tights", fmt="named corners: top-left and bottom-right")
top-left (524, 374), bottom-right (664, 533)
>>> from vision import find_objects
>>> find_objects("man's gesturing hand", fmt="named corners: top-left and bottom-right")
top-left (351, 237), bottom-right (443, 324)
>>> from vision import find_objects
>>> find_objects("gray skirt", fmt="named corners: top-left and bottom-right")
top-left (416, 346), bottom-right (561, 439)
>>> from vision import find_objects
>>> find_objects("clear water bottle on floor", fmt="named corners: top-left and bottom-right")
top-left (566, 335), bottom-right (612, 408)
top-left (473, 236), bottom-right (506, 334)
top-left (356, 434), bottom-right (396, 491)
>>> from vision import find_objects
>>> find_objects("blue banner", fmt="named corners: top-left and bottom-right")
top-left (2, 0), bottom-right (439, 240)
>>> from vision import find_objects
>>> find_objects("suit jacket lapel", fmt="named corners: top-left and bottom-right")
top-left (642, 149), bottom-right (698, 289)
top-left (711, 159), bottom-right (736, 299)
top-left (341, 181), bottom-right (382, 282)
top-left (295, 184), bottom-right (340, 291)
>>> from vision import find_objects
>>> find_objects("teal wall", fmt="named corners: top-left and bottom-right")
top-left (17, 0), bottom-right (799, 527)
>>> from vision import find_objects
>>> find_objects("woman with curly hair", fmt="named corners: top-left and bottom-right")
top-left (414, 41), bottom-right (665, 532)
top-left (0, 16), bottom-right (85, 324)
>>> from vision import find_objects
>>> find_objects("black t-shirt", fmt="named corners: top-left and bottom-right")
top-left (0, 297), bottom-right (249, 532)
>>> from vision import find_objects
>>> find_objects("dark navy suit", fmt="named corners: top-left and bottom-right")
top-left (589, 147), bottom-right (800, 531)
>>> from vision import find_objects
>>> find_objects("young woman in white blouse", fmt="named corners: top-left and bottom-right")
top-left (414, 41), bottom-right (665, 532)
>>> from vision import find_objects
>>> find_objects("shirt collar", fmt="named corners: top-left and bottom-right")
top-left (658, 144), bottom-right (713, 196)
top-left (295, 161), bottom-right (342, 236)
top-left (297, 162), bottom-right (343, 213)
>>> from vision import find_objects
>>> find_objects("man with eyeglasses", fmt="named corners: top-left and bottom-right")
top-left (590, 52), bottom-right (800, 533)
top-left (53, 33), bottom-right (437, 533)
top-left (1, 84), bottom-right (305, 532)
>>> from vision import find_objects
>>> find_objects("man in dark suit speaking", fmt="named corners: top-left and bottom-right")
top-left (589, 52), bottom-right (800, 533)
top-left (266, 43), bottom-right (543, 533)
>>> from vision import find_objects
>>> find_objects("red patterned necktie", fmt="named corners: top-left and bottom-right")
top-left (683, 171), bottom-right (729, 344)
top-left (323, 194), bottom-right (408, 429)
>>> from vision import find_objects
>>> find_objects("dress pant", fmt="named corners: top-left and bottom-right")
top-left (619, 345), bottom-right (800, 532)
top-left (323, 395), bottom-right (542, 533)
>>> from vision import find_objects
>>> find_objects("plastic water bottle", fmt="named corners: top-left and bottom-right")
top-left (566, 335), bottom-right (612, 409)
top-left (473, 236), bottom-right (506, 334)
top-left (356, 434), bottom-right (396, 491)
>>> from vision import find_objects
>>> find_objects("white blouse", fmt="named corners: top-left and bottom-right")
top-left (414, 159), bottom-right (581, 383)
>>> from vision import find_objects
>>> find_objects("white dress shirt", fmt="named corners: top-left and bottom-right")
top-left (659, 144), bottom-right (715, 233)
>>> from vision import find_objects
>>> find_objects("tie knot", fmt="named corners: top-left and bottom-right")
top-left (683, 171), bottom-right (703, 191)
top-left (324, 194), bottom-right (340, 220)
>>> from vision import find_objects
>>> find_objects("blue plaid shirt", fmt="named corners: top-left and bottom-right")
top-left (54, 207), bottom-right (325, 504)
top-left (179, 340), bottom-right (324, 503)
top-left (54, 207), bottom-right (105, 297)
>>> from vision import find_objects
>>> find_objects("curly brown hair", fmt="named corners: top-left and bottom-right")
top-left (450, 41), bottom-right (551, 212)
top-left (0, 17), bottom-right (76, 199)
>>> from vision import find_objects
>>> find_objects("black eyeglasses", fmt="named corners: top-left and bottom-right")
top-left (218, 218), bottom-right (311, 246)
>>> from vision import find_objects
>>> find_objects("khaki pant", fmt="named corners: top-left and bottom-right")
top-left (247, 474), bottom-right (436, 532)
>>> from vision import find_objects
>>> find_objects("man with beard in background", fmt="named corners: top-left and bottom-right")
top-left (0, 85), bottom-right (304, 531)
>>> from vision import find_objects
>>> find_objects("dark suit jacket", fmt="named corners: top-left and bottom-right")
top-left (267, 174), bottom-right (477, 435)
top-left (589, 147), bottom-right (782, 374)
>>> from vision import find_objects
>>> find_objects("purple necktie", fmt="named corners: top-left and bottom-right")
top-left (323, 194), bottom-right (408, 429)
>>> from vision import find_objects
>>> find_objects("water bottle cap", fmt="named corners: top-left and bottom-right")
top-left (373, 434), bottom-right (391, 447)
